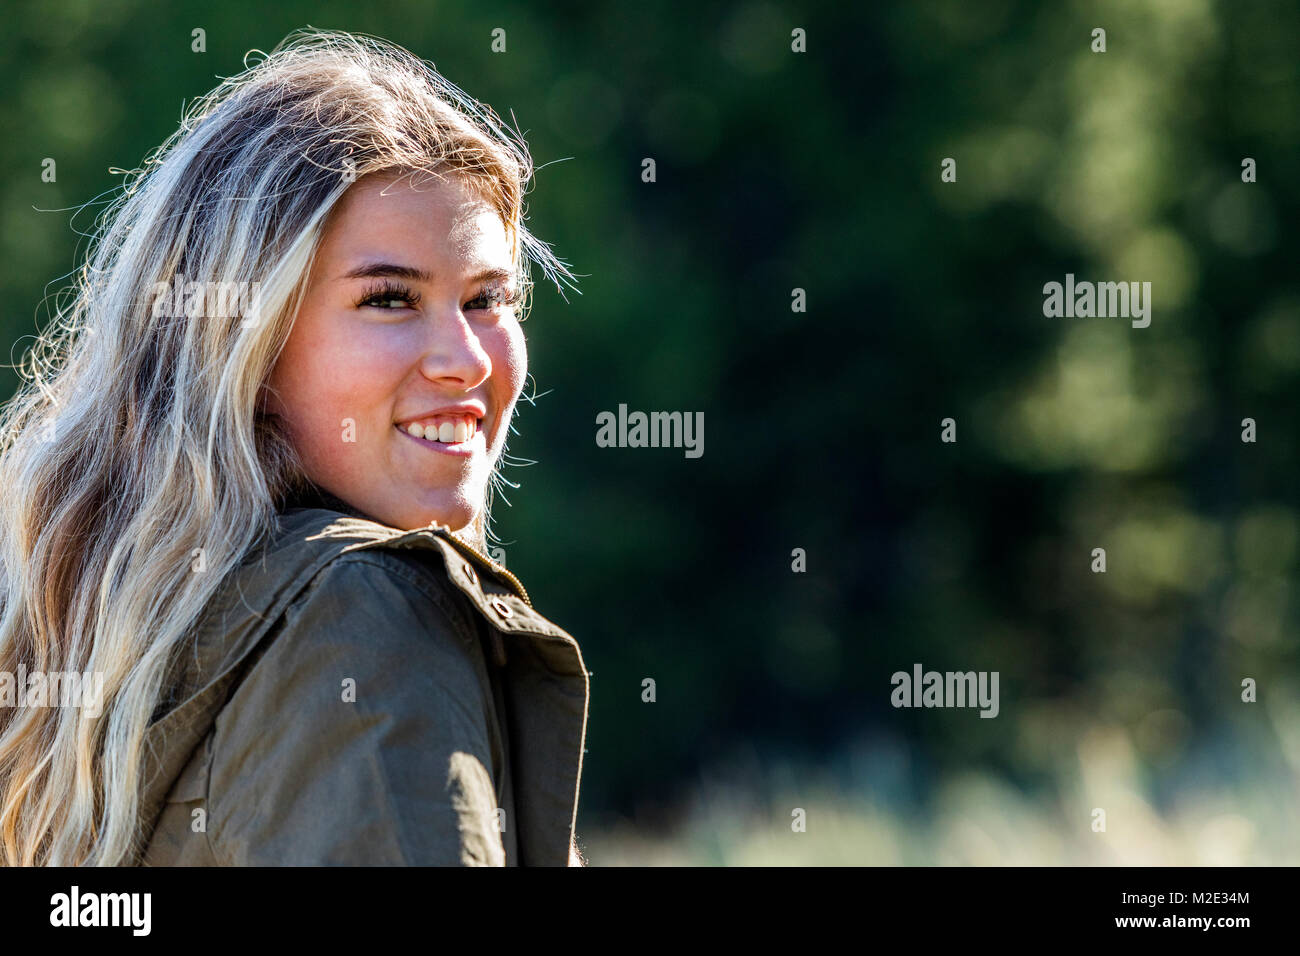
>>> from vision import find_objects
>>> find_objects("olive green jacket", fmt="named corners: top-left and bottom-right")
top-left (134, 497), bottom-right (589, 866)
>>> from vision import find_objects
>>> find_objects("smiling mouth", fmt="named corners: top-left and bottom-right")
top-left (397, 413), bottom-right (481, 446)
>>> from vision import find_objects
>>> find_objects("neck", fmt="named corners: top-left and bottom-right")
top-left (281, 480), bottom-right (375, 523)
top-left (281, 481), bottom-right (487, 550)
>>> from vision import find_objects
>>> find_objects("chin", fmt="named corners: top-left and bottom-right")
top-left (399, 488), bottom-right (479, 533)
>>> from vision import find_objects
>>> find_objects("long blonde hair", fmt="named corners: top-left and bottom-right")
top-left (0, 28), bottom-right (575, 866)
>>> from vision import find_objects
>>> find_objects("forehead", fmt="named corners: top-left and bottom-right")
top-left (321, 171), bottom-right (512, 267)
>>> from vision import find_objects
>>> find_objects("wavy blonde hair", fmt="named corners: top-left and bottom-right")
top-left (0, 28), bottom-right (575, 866)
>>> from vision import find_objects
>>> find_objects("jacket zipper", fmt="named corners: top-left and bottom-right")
top-left (436, 530), bottom-right (533, 608)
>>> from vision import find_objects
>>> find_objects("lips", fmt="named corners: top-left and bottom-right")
top-left (395, 400), bottom-right (487, 447)
top-left (400, 413), bottom-right (478, 444)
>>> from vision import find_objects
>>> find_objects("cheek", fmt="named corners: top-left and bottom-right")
top-left (271, 318), bottom-right (407, 450)
top-left (493, 320), bottom-right (528, 402)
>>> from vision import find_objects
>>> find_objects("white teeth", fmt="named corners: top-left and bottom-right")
top-left (402, 416), bottom-right (479, 443)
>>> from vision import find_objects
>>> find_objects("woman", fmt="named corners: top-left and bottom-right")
top-left (0, 29), bottom-right (588, 866)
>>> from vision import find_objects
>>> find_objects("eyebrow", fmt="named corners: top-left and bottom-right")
top-left (340, 262), bottom-right (517, 285)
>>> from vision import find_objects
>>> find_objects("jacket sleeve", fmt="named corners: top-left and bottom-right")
top-left (203, 552), bottom-right (506, 865)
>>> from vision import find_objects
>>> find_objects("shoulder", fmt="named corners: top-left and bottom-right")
top-left (141, 505), bottom-right (565, 864)
top-left (184, 506), bottom-right (483, 683)
top-left (283, 527), bottom-right (483, 651)
top-left (261, 506), bottom-right (459, 592)
top-left (226, 543), bottom-right (495, 731)
top-left (282, 547), bottom-right (482, 658)
top-left (200, 515), bottom-right (508, 864)
top-left (263, 505), bottom-right (525, 618)
top-left (263, 505), bottom-right (578, 653)
top-left (234, 507), bottom-right (498, 709)
top-left (182, 503), bottom-right (572, 710)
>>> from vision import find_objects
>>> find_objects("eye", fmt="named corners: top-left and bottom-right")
top-left (465, 284), bottom-right (523, 313)
top-left (357, 281), bottom-right (421, 310)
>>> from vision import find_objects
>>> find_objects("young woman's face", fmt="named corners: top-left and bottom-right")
top-left (267, 171), bottom-right (526, 532)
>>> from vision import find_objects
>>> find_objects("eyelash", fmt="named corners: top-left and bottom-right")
top-left (356, 281), bottom-right (522, 312)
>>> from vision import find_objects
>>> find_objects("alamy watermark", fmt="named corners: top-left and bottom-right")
top-left (595, 404), bottom-right (704, 458)
top-left (150, 272), bottom-right (263, 326)
top-left (0, 666), bottom-right (104, 719)
top-left (1042, 273), bottom-right (1151, 328)
top-left (50, 886), bottom-right (151, 936)
top-left (890, 663), bottom-right (999, 718)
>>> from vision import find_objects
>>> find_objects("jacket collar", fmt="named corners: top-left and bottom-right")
top-left (135, 505), bottom-right (589, 866)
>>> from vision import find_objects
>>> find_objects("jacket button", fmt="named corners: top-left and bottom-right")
top-left (490, 597), bottom-right (513, 618)
top-left (463, 562), bottom-right (477, 586)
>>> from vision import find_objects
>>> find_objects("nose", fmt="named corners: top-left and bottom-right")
top-left (417, 303), bottom-right (492, 389)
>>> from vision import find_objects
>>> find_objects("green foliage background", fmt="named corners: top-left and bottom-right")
top-left (2, 0), bottom-right (1297, 862)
